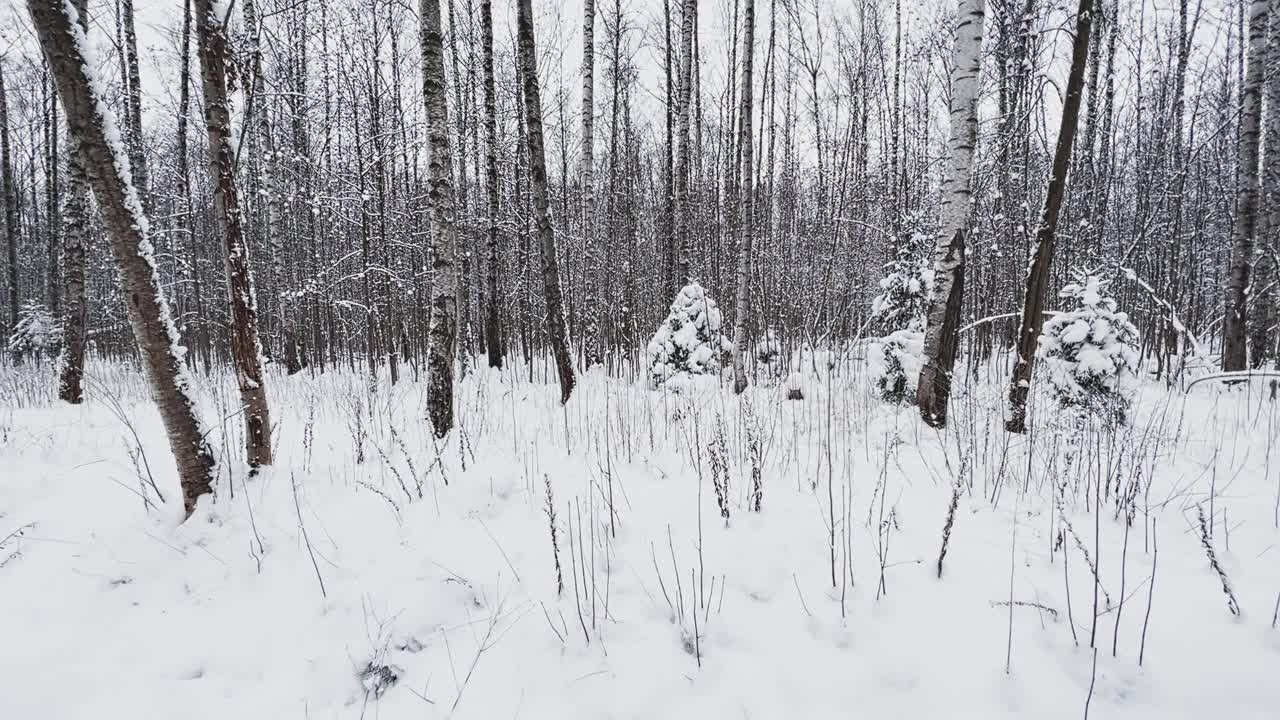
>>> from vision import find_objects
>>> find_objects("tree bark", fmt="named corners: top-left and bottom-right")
top-left (121, 0), bottom-right (149, 213)
top-left (1006, 0), bottom-right (1094, 433)
top-left (1, 61), bottom-right (19, 342)
top-left (917, 0), bottom-right (985, 427)
top-left (481, 0), bottom-right (503, 369)
top-left (516, 0), bottom-right (577, 403)
top-left (581, 0), bottom-right (602, 367)
top-left (1252, 3), bottom-right (1280, 368)
top-left (194, 0), bottom-right (274, 466)
top-left (730, 0), bottom-right (756, 394)
top-left (58, 0), bottom-right (91, 404)
top-left (1235, 0), bottom-right (1274, 369)
top-left (674, 0), bottom-right (697, 285)
top-left (421, 0), bottom-right (461, 436)
top-left (29, 0), bottom-right (215, 515)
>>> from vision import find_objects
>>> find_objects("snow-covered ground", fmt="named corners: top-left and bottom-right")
top-left (2, 357), bottom-right (1278, 718)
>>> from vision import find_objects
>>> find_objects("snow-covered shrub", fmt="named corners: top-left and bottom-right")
top-left (1037, 275), bottom-right (1140, 423)
top-left (868, 238), bottom-right (931, 403)
top-left (870, 237), bottom-right (934, 335)
top-left (868, 329), bottom-right (923, 404)
top-left (648, 282), bottom-right (729, 388)
top-left (7, 301), bottom-right (61, 360)
top-left (756, 328), bottom-right (781, 365)
top-left (784, 371), bottom-right (804, 400)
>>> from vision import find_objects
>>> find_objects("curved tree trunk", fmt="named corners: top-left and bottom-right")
top-left (516, 0), bottom-right (576, 403)
top-left (731, 0), bottom-right (756, 394)
top-left (916, 0), bottom-right (985, 427)
top-left (194, 0), bottom-right (274, 466)
top-left (421, 0), bottom-right (461, 436)
top-left (1006, 0), bottom-right (1094, 433)
top-left (481, 0), bottom-right (503, 370)
top-left (29, 0), bottom-right (215, 515)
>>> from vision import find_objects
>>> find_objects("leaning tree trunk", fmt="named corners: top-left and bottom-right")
top-left (730, 0), bottom-right (756, 394)
top-left (516, 0), bottom-right (576, 403)
top-left (916, 0), bottom-right (985, 427)
top-left (58, 0), bottom-right (91, 404)
top-left (194, 0), bottom-right (274, 466)
top-left (420, 0), bottom-right (461, 436)
top-left (481, 0), bottom-right (503, 370)
top-left (0, 62), bottom-right (19, 342)
top-left (1006, 0), bottom-right (1094, 434)
top-left (581, 0), bottom-right (602, 367)
top-left (1252, 3), bottom-right (1280, 368)
top-left (674, 0), bottom-right (697, 284)
top-left (1230, 0), bottom-right (1271, 370)
top-left (29, 0), bottom-right (215, 515)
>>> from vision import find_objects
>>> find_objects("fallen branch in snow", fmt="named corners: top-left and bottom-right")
top-left (1197, 504), bottom-right (1240, 617)
top-left (292, 472), bottom-right (327, 600)
top-left (990, 600), bottom-right (1060, 621)
top-left (1185, 371), bottom-right (1280, 391)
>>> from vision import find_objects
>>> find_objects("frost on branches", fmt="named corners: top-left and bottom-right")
top-left (7, 302), bottom-right (62, 361)
top-left (1037, 275), bottom-right (1140, 424)
top-left (869, 238), bottom-right (933, 403)
top-left (648, 282), bottom-right (731, 389)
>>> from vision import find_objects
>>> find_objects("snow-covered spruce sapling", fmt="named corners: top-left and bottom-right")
top-left (7, 301), bottom-right (61, 361)
top-left (868, 239), bottom-right (933, 403)
top-left (1036, 275), bottom-right (1140, 425)
top-left (647, 282), bottom-right (732, 389)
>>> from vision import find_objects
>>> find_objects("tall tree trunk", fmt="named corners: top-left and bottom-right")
top-left (917, 0), bottom-right (985, 427)
top-left (194, 0), bottom-right (274, 466)
top-left (516, 0), bottom-right (577, 403)
top-left (730, 0), bottom-right (756, 394)
top-left (121, 0), bottom-right (149, 213)
top-left (29, 0), bottom-right (216, 515)
top-left (1253, 3), bottom-right (1280, 368)
top-left (1225, 0), bottom-right (1269, 370)
top-left (1006, 0), bottom-right (1094, 433)
top-left (581, 0), bottom-right (601, 367)
top-left (481, 0), bottom-right (503, 369)
top-left (674, 0), bottom-right (697, 284)
top-left (421, 0), bottom-right (461, 436)
top-left (0, 61), bottom-right (19, 341)
top-left (58, 0), bottom-right (91, 404)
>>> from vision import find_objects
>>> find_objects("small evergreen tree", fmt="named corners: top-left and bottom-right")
top-left (869, 237), bottom-right (933, 403)
top-left (1037, 274), bottom-right (1140, 424)
top-left (8, 301), bottom-right (61, 360)
top-left (648, 282), bottom-right (730, 388)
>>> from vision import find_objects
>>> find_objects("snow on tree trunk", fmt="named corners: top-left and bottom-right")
top-left (194, 0), bottom-right (275, 467)
top-left (517, 0), bottom-right (576, 403)
top-left (916, 0), bottom-right (983, 427)
top-left (420, 0), bottom-right (461, 436)
top-left (730, 0), bottom-right (756, 395)
top-left (121, 0), bottom-right (149, 214)
top-left (58, 0), bottom-right (91, 404)
top-left (1224, 0), bottom-right (1269, 371)
top-left (481, 0), bottom-right (503, 370)
top-left (1, 61), bottom-right (19, 350)
top-left (29, 0), bottom-right (215, 516)
top-left (1249, 4), bottom-right (1280, 369)
top-left (1006, 0), bottom-right (1093, 434)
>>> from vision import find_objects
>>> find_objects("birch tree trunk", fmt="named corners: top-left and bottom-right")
top-left (194, 0), bottom-right (274, 466)
top-left (1226, 0), bottom-right (1270, 370)
top-left (121, 0), bottom-right (149, 213)
top-left (0, 62), bottom-right (19, 342)
top-left (1006, 0), bottom-right (1094, 433)
top-left (29, 0), bottom-right (215, 515)
top-left (916, 0), bottom-right (985, 427)
top-left (517, 0), bottom-right (577, 403)
top-left (731, 0), bottom-right (756, 394)
top-left (674, 0), bottom-right (697, 284)
top-left (421, 0), bottom-right (461, 436)
top-left (58, 0), bottom-right (91, 404)
top-left (481, 0), bottom-right (503, 369)
top-left (581, 0), bottom-right (601, 367)
top-left (1252, 2), bottom-right (1280, 368)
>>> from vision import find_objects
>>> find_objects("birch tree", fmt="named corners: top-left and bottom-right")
top-left (421, 0), bottom-right (461, 436)
top-left (581, 0), bottom-right (602, 367)
top-left (674, 0), bottom-right (696, 284)
top-left (1, 61), bottom-right (18, 344)
top-left (1252, 2), bottom-right (1280, 368)
top-left (730, 0), bottom-right (756, 394)
top-left (916, 0), bottom-right (985, 427)
top-left (58, 0), bottom-right (90, 404)
top-left (193, 0), bottom-right (274, 466)
top-left (1224, 0), bottom-right (1269, 371)
top-left (28, 0), bottom-right (215, 515)
top-left (481, 0), bottom-right (503, 369)
top-left (517, 0), bottom-right (576, 403)
top-left (1006, 0), bottom-right (1094, 433)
